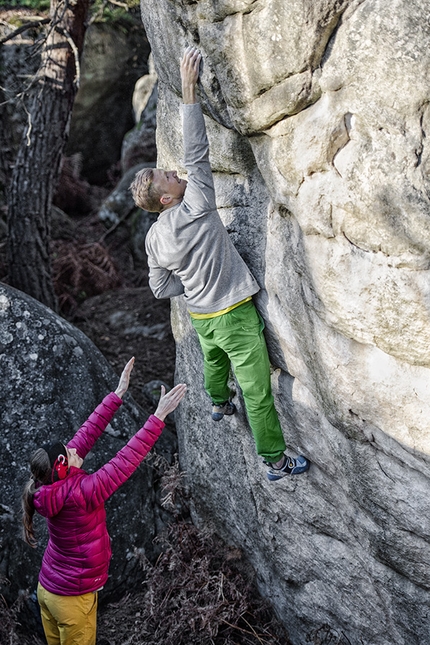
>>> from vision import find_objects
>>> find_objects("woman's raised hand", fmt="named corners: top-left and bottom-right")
top-left (114, 357), bottom-right (135, 399)
top-left (154, 383), bottom-right (187, 422)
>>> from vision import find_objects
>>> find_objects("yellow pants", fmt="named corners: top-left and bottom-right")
top-left (37, 582), bottom-right (98, 645)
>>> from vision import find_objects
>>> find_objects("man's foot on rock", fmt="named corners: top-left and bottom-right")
top-left (265, 454), bottom-right (310, 481)
top-left (211, 400), bottom-right (236, 421)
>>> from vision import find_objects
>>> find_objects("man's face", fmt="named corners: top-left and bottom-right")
top-left (153, 169), bottom-right (187, 202)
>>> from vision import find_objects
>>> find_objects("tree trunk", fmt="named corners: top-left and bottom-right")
top-left (7, 0), bottom-right (90, 310)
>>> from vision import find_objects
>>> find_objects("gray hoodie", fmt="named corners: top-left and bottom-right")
top-left (145, 102), bottom-right (259, 314)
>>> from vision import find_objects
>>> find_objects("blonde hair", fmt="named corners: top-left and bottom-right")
top-left (22, 448), bottom-right (51, 547)
top-left (130, 167), bottom-right (163, 213)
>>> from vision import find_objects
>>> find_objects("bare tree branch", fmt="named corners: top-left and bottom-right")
top-left (108, 0), bottom-right (129, 8)
top-left (59, 27), bottom-right (81, 88)
top-left (0, 18), bottom-right (50, 45)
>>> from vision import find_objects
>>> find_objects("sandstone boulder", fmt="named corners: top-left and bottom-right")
top-left (132, 54), bottom-right (157, 122)
top-left (121, 82), bottom-right (158, 173)
top-left (140, 1), bottom-right (430, 643)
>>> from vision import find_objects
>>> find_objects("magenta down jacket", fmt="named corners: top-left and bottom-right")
top-left (33, 392), bottom-right (164, 596)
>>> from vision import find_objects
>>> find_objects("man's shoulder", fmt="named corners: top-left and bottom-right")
top-left (150, 204), bottom-right (186, 227)
top-left (145, 208), bottom-right (184, 251)
top-left (145, 218), bottom-right (159, 244)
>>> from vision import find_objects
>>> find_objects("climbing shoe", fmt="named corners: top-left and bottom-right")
top-left (265, 454), bottom-right (310, 481)
top-left (211, 400), bottom-right (236, 421)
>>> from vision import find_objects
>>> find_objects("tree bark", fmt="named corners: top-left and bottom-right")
top-left (7, 0), bottom-right (90, 310)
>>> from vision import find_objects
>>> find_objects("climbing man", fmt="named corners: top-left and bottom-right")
top-left (130, 46), bottom-right (310, 481)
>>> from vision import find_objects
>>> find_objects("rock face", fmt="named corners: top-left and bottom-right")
top-left (140, 1), bottom-right (430, 644)
top-left (0, 283), bottom-right (161, 608)
top-left (121, 54), bottom-right (158, 174)
top-left (121, 82), bottom-right (158, 174)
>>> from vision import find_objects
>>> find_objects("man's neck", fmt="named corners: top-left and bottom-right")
top-left (160, 197), bottom-right (183, 213)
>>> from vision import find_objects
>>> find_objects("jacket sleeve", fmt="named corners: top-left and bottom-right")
top-left (67, 392), bottom-right (122, 459)
top-left (76, 414), bottom-right (164, 509)
top-left (181, 103), bottom-right (217, 218)
top-left (146, 244), bottom-right (185, 299)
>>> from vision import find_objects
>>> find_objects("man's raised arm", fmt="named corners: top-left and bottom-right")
top-left (180, 46), bottom-right (202, 104)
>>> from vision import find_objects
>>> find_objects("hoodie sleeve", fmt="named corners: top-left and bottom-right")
top-left (146, 234), bottom-right (185, 300)
top-left (181, 103), bottom-right (217, 218)
top-left (67, 392), bottom-right (122, 459)
top-left (76, 414), bottom-right (164, 509)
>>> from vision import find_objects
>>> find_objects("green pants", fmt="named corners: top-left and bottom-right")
top-left (190, 300), bottom-right (286, 462)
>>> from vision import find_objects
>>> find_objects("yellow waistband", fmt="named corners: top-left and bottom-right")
top-left (189, 297), bottom-right (252, 319)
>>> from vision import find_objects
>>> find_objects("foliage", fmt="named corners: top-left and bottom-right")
top-left (0, 593), bottom-right (20, 645)
top-left (51, 238), bottom-right (123, 314)
top-left (89, 0), bottom-right (141, 25)
top-left (1, 0), bottom-right (50, 10)
top-left (0, 590), bottom-right (42, 645)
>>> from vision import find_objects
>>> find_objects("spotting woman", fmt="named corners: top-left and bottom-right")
top-left (22, 357), bottom-right (186, 645)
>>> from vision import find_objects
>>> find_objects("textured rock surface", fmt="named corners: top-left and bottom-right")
top-left (121, 82), bottom-right (158, 173)
top-left (0, 284), bottom-right (161, 607)
top-left (140, 1), bottom-right (430, 643)
top-left (120, 53), bottom-right (158, 174)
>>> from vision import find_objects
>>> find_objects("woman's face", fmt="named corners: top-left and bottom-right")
top-left (66, 447), bottom-right (83, 469)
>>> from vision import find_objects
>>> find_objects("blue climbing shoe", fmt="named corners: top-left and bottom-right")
top-left (211, 400), bottom-right (236, 421)
top-left (265, 454), bottom-right (310, 481)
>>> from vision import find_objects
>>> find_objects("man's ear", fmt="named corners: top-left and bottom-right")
top-left (160, 194), bottom-right (172, 206)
